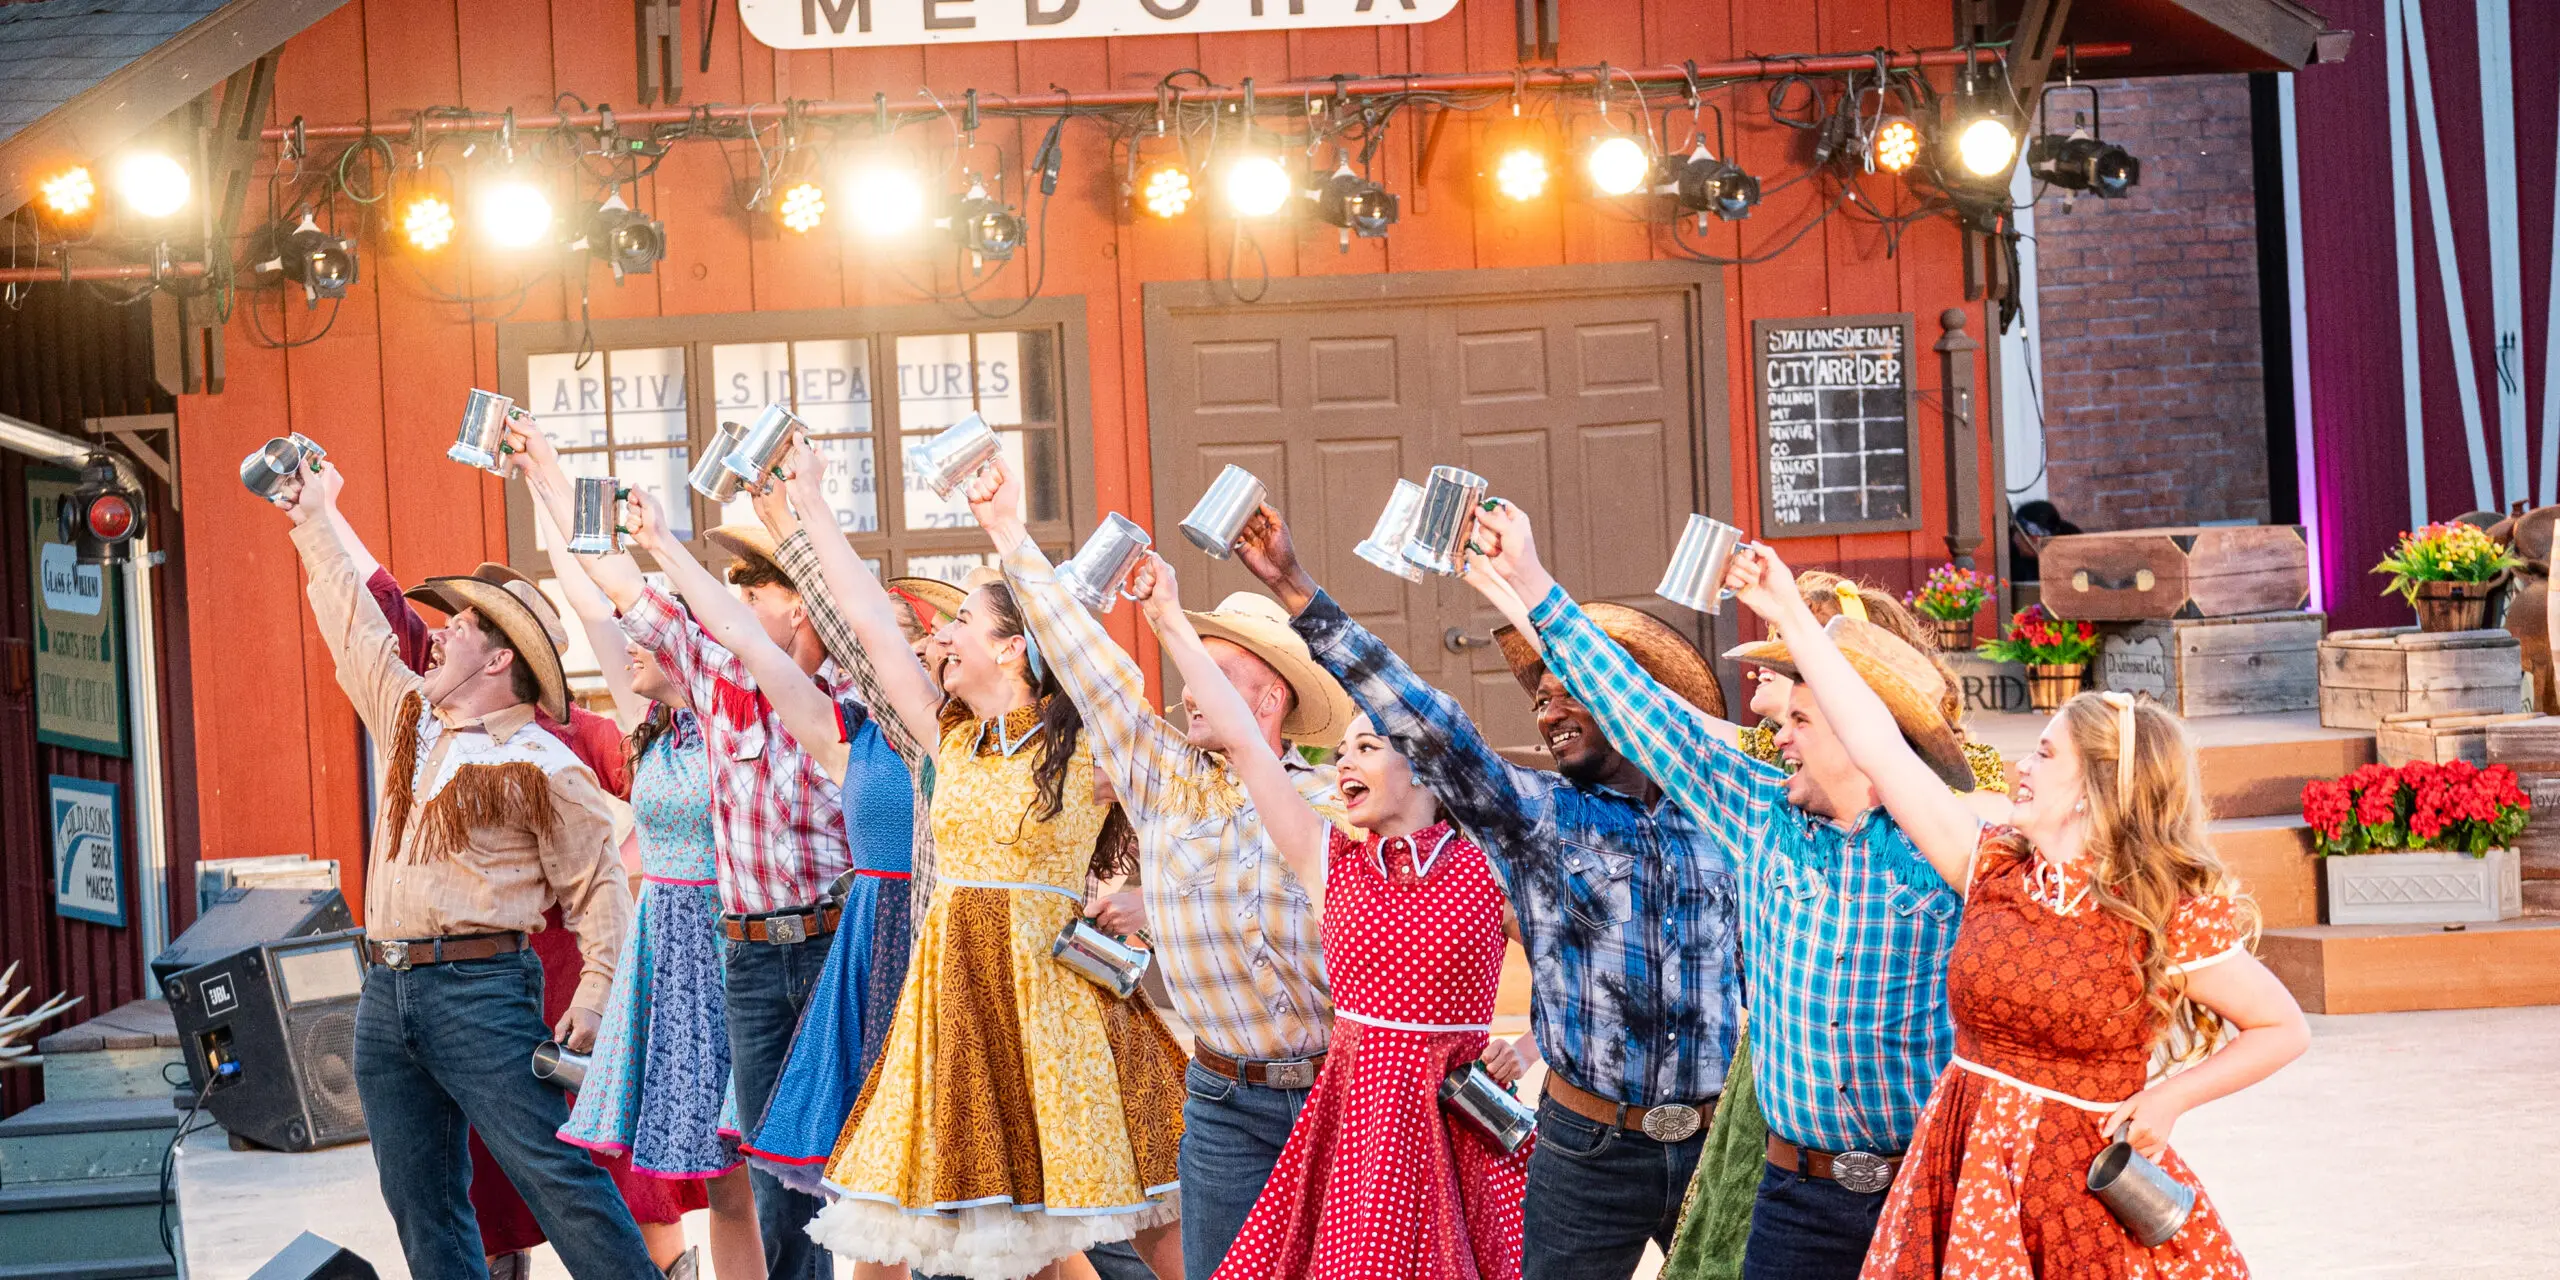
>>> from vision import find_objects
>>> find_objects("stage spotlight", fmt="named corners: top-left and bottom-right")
top-left (400, 194), bottom-right (455, 252)
top-left (475, 170), bottom-right (555, 249)
top-left (1138, 164), bottom-right (1193, 219)
top-left (577, 193), bottom-right (665, 281)
top-left (254, 211), bottom-right (359, 307)
top-left (114, 152), bottom-right (191, 218)
top-left (1494, 148), bottom-right (1549, 202)
top-left (844, 163), bottom-right (927, 238)
top-left (2029, 129), bottom-right (2141, 199)
top-left (1310, 162), bottom-right (1398, 249)
top-left (1222, 154), bottom-right (1294, 219)
top-left (778, 181), bottom-right (826, 233)
top-left (36, 166), bottom-right (97, 236)
top-left (1872, 117), bottom-right (1922, 173)
top-left (1955, 116), bottom-right (2017, 178)
top-left (947, 184), bottom-right (1024, 264)
top-left (1584, 135), bottom-right (1651, 198)
top-left (1668, 147), bottom-right (1759, 221)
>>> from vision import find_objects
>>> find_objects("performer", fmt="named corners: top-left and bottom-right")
top-left (1463, 503), bottom-right (1966, 1280)
top-left (511, 425), bottom-right (855, 1280)
top-left (277, 466), bottom-right (653, 1279)
top-left (1232, 504), bottom-right (1742, 1280)
top-left (795, 450), bottom-right (1188, 1280)
top-left (1716, 545), bottom-right (2308, 1279)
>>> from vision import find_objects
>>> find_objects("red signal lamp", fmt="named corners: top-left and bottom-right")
top-left (57, 454), bottom-right (146, 565)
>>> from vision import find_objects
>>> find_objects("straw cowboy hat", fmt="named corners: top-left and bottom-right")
top-left (404, 562), bottom-right (569, 649)
top-left (704, 523), bottom-right (783, 575)
top-left (884, 576), bottom-right (966, 628)
top-left (419, 573), bottom-right (571, 724)
top-left (1724, 615), bottom-right (1974, 792)
top-left (1493, 603), bottom-right (1727, 722)
top-left (1185, 592), bottom-right (1357, 744)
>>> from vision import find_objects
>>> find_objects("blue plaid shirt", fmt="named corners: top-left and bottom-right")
top-left (1529, 585), bottom-right (1961, 1153)
top-left (1293, 591), bottom-right (1743, 1107)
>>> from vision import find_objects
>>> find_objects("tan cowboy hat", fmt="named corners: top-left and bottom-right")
top-left (703, 523), bottom-right (782, 576)
top-left (1493, 603), bottom-right (1727, 722)
top-left (405, 562), bottom-right (568, 648)
top-left (422, 574), bottom-right (570, 724)
top-left (1724, 615), bottom-right (1973, 792)
top-left (1185, 592), bottom-right (1356, 743)
top-left (884, 576), bottom-right (965, 627)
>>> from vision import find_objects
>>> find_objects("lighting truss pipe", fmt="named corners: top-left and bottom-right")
top-left (0, 261), bottom-right (210, 284)
top-left (262, 45), bottom-right (2133, 142)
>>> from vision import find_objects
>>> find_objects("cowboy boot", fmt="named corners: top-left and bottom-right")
top-left (485, 1253), bottom-right (530, 1280)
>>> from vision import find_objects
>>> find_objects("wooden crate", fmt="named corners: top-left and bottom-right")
top-left (2093, 611), bottom-right (2324, 716)
top-left (2375, 710), bottom-right (2538, 765)
top-left (2318, 627), bottom-right (2525, 729)
top-left (1943, 652), bottom-right (2032, 717)
top-left (2039, 525), bottom-right (2309, 620)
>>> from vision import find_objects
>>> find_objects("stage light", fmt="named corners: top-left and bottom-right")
top-left (475, 171), bottom-right (555, 249)
top-left (844, 163), bottom-right (927, 238)
top-left (947, 184), bottom-right (1024, 264)
top-left (577, 193), bottom-right (665, 281)
top-left (253, 211), bottom-right (359, 306)
top-left (779, 181), bottom-right (826, 233)
top-left (400, 194), bottom-right (455, 251)
top-left (1872, 117), bottom-right (1922, 173)
top-left (1222, 154), bottom-right (1293, 219)
top-left (114, 152), bottom-right (190, 218)
top-left (1494, 148), bottom-right (1549, 202)
top-left (2029, 129), bottom-right (2142, 199)
top-left (1139, 164), bottom-right (1193, 219)
top-left (1584, 135), bottom-right (1651, 198)
top-left (1310, 162), bottom-right (1398, 249)
top-left (1955, 117), bottom-right (2018, 177)
top-left (1668, 146), bottom-right (1760, 221)
top-left (40, 167), bottom-right (95, 219)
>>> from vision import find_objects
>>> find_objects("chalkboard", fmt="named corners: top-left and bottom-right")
top-left (1752, 313), bottom-right (1922, 537)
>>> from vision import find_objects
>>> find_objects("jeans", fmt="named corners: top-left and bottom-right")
top-left (1738, 1160), bottom-right (1891, 1280)
top-left (355, 952), bottom-right (655, 1280)
top-left (1519, 1094), bottom-right (1707, 1280)
top-left (1177, 1059), bottom-right (1313, 1279)
top-left (727, 933), bottom-right (833, 1280)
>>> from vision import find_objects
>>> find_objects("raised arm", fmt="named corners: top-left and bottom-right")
top-left (282, 463), bottom-right (420, 738)
top-left (504, 418), bottom-right (651, 614)
top-left (529, 492), bottom-right (650, 730)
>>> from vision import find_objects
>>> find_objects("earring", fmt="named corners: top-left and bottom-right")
top-left (2072, 799), bottom-right (2087, 817)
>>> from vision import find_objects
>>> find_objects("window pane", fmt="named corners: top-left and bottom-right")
top-left (894, 333), bottom-right (983, 433)
top-left (900, 428), bottom-right (1030, 530)
top-left (711, 341), bottom-right (790, 425)
top-left (526, 352), bottom-right (610, 449)
top-left (604, 347), bottom-right (687, 444)
top-left (791, 339), bottom-right (874, 435)
top-left (1014, 329), bottom-right (1059, 425)
top-left (903, 550), bottom-right (996, 587)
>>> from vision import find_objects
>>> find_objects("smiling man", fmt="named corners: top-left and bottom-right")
top-left (1232, 504), bottom-right (1744, 1280)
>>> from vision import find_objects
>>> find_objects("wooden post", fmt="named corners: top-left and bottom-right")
top-left (1936, 306), bottom-right (1984, 567)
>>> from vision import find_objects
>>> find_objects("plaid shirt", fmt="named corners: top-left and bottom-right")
top-left (621, 585), bottom-right (853, 915)
top-left (1294, 591), bottom-right (1741, 1107)
top-left (1528, 584), bottom-right (1960, 1153)
top-left (1002, 540), bottom-right (1340, 1062)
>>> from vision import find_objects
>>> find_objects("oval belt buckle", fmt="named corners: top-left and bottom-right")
top-left (1832, 1150), bottom-right (1895, 1195)
top-left (1640, 1102), bottom-right (1702, 1142)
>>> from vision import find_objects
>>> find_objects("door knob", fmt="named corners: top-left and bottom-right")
top-left (1444, 627), bottom-right (1493, 653)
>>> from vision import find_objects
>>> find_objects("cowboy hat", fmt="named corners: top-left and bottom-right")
top-left (422, 574), bottom-right (571, 724)
top-left (704, 524), bottom-right (783, 576)
top-left (1724, 615), bottom-right (1974, 792)
top-left (1185, 592), bottom-right (1356, 743)
top-left (405, 562), bottom-right (568, 649)
top-left (1493, 602), bottom-right (1727, 722)
top-left (884, 576), bottom-right (966, 628)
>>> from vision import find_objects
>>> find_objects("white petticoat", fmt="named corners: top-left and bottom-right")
top-left (805, 1188), bottom-right (1181, 1280)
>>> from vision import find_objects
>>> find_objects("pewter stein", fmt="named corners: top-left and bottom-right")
top-left (689, 420), bottom-right (750, 503)
top-left (1058, 512), bottom-right (1153, 614)
top-left (567, 475), bottom-right (634, 556)
top-left (1178, 465), bottom-right (1265, 559)
top-left (1438, 1062), bottom-right (1537, 1154)
top-left (906, 413), bottom-right (1002, 500)
top-left (1400, 465), bottom-right (1490, 577)
top-left (241, 436), bottom-right (321, 507)
top-left (2086, 1127), bottom-right (2196, 1247)
top-left (1354, 479), bottom-right (1429, 582)
top-left (1657, 514), bottom-right (1748, 615)
top-left (1051, 917), bottom-right (1151, 998)
top-left (722, 403), bottom-right (806, 491)
top-left (531, 1040), bottom-right (590, 1091)
top-left (449, 388), bottom-right (524, 473)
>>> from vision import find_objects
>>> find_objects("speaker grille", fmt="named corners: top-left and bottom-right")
top-left (288, 1001), bottom-right (367, 1145)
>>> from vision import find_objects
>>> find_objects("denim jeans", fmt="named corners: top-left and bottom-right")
top-left (1177, 1058), bottom-right (1313, 1279)
top-left (1519, 1094), bottom-right (1707, 1280)
top-left (1738, 1160), bottom-right (1891, 1280)
top-left (355, 951), bottom-right (655, 1280)
top-left (727, 933), bottom-right (832, 1280)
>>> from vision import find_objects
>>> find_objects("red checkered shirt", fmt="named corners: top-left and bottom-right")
top-left (622, 584), bottom-right (854, 914)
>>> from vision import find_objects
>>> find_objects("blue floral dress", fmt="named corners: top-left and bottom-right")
top-left (560, 711), bottom-right (743, 1176)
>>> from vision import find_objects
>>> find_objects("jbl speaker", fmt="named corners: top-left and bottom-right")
top-left (151, 886), bottom-right (353, 995)
top-left (164, 929), bottom-right (369, 1152)
top-left (247, 1232), bottom-right (380, 1279)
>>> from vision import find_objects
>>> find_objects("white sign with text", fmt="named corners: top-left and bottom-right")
top-left (740, 0), bottom-right (1457, 50)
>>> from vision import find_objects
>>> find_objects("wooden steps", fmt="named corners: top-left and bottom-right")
top-left (2210, 815), bottom-right (2319, 929)
top-left (2258, 919), bottom-right (2560, 1013)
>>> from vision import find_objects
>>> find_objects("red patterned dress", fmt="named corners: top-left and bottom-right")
top-left (1862, 828), bottom-right (2252, 1280)
top-left (1211, 821), bottom-right (1530, 1280)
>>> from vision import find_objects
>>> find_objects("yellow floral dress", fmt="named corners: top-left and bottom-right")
top-left (809, 705), bottom-right (1188, 1280)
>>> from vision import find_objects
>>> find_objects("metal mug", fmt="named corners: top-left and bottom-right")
top-left (1354, 479), bottom-right (1429, 583)
top-left (1400, 465), bottom-right (1490, 577)
top-left (1058, 512), bottom-right (1154, 614)
top-left (689, 420), bottom-right (751, 503)
top-left (906, 413), bottom-right (1002, 500)
top-left (241, 436), bottom-right (318, 507)
top-left (1656, 514), bottom-right (1749, 615)
top-left (1178, 465), bottom-right (1266, 559)
top-left (449, 388), bottom-right (524, 473)
top-left (567, 475), bottom-right (634, 556)
top-left (1438, 1062), bottom-right (1537, 1154)
top-left (1050, 917), bottom-right (1152, 999)
top-left (2085, 1126), bottom-right (2197, 1247)
top-left (531, 1040), bottom-right (590, 1092)
top-left (721, 403), bottom-right (806, 491)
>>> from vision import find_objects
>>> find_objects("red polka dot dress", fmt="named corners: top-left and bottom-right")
top-left (1210, 821), bottom-right (1530, 1280)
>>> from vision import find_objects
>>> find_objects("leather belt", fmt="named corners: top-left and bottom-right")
top-left (1543, 1073), bottom-right (1713, 1143)
top-left (720, 904), bottom-right (841, 944)
top-left (1192, 1043), bottom-right (1326, 1091)
top-left (1766, 1134), bottom-right (1903, 1195)
top-left (367, 932), bottom-right (527, 971)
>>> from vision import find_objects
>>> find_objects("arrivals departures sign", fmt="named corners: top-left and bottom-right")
top-left (741, 0), bottom-right (1458, 50)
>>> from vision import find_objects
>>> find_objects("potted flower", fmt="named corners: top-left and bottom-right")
top-left (2374, 522), bottom-right (2518, 632)
top-left (1907, 564), bottom-right (1996, 652)
top-left (1979, 603), bottom-right (2099, 713)
top-left (2300, 760), bottom-right (2530, 924)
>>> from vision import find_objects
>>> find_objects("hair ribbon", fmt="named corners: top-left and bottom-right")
top-left (2097, 690), bottom-right (2136, 795)
top-left (1835, 582), bottom-right (1870, 622)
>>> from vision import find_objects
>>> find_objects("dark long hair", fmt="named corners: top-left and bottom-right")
top-left (625, 702), bottom-right (676, 770)
top-left (976, 581), bottom-right (1086, 821)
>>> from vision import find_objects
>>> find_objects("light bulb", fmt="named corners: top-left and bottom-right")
top-left (779, 181), bottom-right (826, 234)
top-left (846, 165), bottom-right (926, 238)
top-left (1873, 118), bottom-right (1922, 173)
top-left (40, 167), bottom-right (95, 218)
top-left (401, 195), bottom-right (455, 251)
top-left (1494, 148), bottom-right (1549, 202)
top-left (1956, 117), bottom-right (2018, 177)
top-left (1585, 135), bottom-right (1651, 197)
top-left (1223, 155), bottom-right (1293, 218)
top-left (1140, 165), bottom-right (1193, 218)
top-left (114, 152), bottom-right (191, 218)
top-left (476, 177), bottom-right (554, 249)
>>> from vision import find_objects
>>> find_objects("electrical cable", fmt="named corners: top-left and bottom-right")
top-left (158, 1063), bottom-right (232, 1260)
